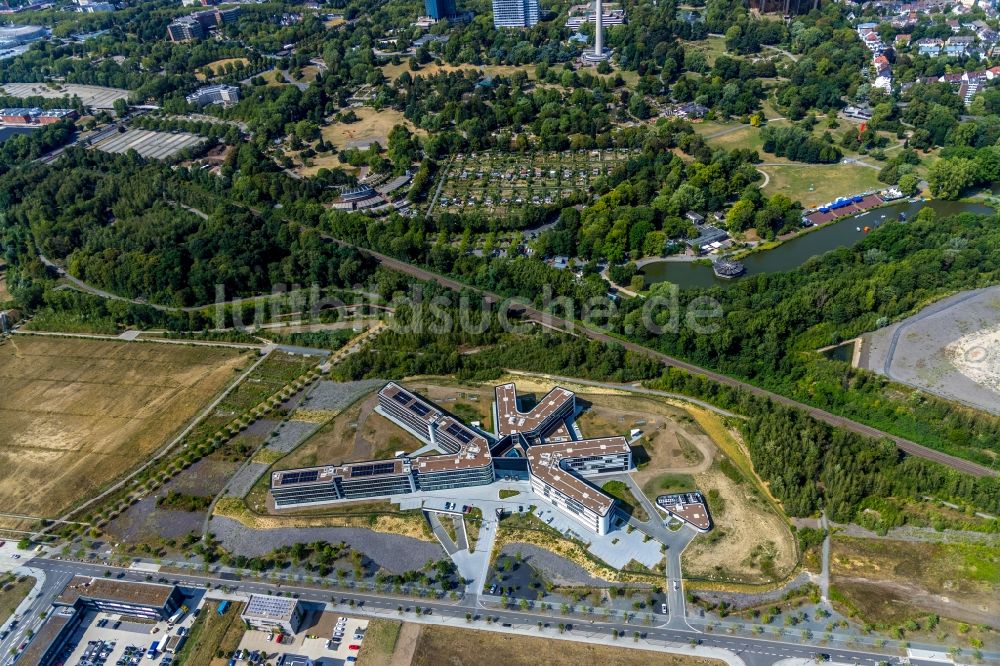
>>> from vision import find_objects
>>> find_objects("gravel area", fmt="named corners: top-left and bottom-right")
top-left (862, 286), bottom-right (1000, 415)
top-left (208, 515), bottom-right (445, 573)
top-left (265, 420), bottom-right (322, 454)
top-left (499, 542), bottom-right (608, 587)
top-left (301, 379), bottom-right (384, 411)
top-left (106, 496), bottom-right (204, 542)
top-left (224, 463), bottom-right (270, 498)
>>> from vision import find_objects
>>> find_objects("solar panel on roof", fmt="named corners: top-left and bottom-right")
top-left (351, 462), bottom-right (397, 477)
top-left (281, 469), bottom-right (318, 485)
top-left (393, 392), bottom-right (411, 405)
top-left (409, 403), bottom-right (430, 417)
top-left (446, 423), bottom-right (474, 443)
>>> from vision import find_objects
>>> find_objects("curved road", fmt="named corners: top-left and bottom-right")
top-left (336, 241), bottom-right (994, 478)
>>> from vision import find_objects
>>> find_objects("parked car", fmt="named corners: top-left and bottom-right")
top-left (349, 644), bottom-right (361, 651)
top-left (661, 603), bottom-right (668, 614)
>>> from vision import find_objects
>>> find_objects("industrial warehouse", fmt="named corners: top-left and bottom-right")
top-left (270, 382), bottom-right (634, 535)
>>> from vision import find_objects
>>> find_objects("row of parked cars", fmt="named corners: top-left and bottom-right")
top-left (326, 616), bottom-right (364, 662)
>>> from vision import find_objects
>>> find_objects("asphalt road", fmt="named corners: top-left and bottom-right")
top-left (342, 242), bottom-right (993, 478)
top-left (17, 557), bottom-right (910, 666)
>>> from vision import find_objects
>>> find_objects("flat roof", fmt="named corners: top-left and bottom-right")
top-left (56, 576), bottom-right (177, 609)
top-left (495, 383), bottom-right (574, 437)
top-left (243, 594), bottom-right (299, 621)
top-left (16, 607), bottom-right (75, 666)
top-left (656, 492), bottom-right (712, 531)
top-left (272, 465), bottom-right (338, 488)
top-left (381, 382), bottom-right (442, 426)
top-left (526, 437), bottom-right (630, 516)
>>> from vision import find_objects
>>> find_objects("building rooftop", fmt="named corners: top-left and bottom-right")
top-left (16, 607), bottom-right (75, 666)
top-left (525, 437), bottom-right (630, 516)
top-left (56, 576), bottom-right (177, 609)
top-left (243, 594), bottom-right (299, 622)
top-left (656, 492), bottom-right (712, 531)
top-left (382, 381), bottom-right (442, 426)
top-left (495, 383), bottom-right (574, 437)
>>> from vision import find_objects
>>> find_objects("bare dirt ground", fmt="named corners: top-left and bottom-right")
top-left (862, 285), bottom-right (1000, 416)
top-left (278, 391), bottom-right (421, 470)
top-left (0, 337), bottom-right (247, 517)
top-left (389, 622), bottom-right (421, 665)
top-left (409, 625), bottom-right (725, 666)
top-left (682, 465), bottom-right (797, 585)
top-left (830, 536), bottom-right (999, 627)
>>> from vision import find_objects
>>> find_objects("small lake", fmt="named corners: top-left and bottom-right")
top-left (641, 199), bottom-right (996, 289)
top-left (0, 126), bottom-right (38, 142)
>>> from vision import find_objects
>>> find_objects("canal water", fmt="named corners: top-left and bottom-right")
top-left (641, 199), bottom-right (996, 289)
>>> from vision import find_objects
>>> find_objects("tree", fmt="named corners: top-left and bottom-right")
top-left (928, 158), bottom-right (976, 199)
top-left (726, 199), bottom-right (756, 232)
top-left (897, 173), bottom-right (920, 197)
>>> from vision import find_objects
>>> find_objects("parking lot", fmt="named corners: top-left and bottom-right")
top-left (57, 607), bottom-right (198, 666)
top-left (92, 129), bottom-right (205, 160)
top-left (234, 613), bottom-right (368, 664)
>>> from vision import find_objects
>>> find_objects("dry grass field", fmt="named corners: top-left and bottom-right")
top-left (0, 337), bottom-right (248, 518)
top-left (830, 537), bottom-right (1000, 627)
top-left (682, 462), bottom-right (796, 584)
top-left (195, 57), bottom-right (250, 81)
top-left (275, 391), bottom-right (420, 471)
top-left (321, 107), bottom-right (421, 151)
top-left (410, 625), bottom-right (725, 666)
top-left (0, 575), bottom-right (34, 626)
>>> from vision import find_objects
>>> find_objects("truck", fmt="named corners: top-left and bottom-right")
top-left (147, 641), bottom-right (160, 659)
top-left (217, 601), bottom-right (230, 615)
top-left (166, 606), bottom-right (186, 626)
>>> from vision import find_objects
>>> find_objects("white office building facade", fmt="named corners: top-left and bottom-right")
top-left (492, 0), bottom-right (539, 27)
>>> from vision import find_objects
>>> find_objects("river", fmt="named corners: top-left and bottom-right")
top-left (641, 199), bottom-right (995, 289)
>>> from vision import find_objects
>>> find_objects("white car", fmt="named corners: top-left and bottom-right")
top-left (673, 581), bottom-right (679, 591)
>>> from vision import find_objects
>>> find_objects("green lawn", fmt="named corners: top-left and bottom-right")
top-left (601, 480), bottom-right (649, 521)
top-left (641, 473), bottom-right (696, 499)
top-left (680, 35), bottom-right (728, 66)
top-left (760, 162), bottom-right (881, 208)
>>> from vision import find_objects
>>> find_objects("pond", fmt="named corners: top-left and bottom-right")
top-left (0, 126), bottom-right (37, 142)
top-left (641, 199), bottom-right (996, 289)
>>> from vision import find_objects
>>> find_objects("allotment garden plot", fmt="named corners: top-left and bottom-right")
top-left (432, 149), bottom-right (636, 216)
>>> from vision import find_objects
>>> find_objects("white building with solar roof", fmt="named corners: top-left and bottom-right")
top-left (241, 595), bottom-right (303, 634)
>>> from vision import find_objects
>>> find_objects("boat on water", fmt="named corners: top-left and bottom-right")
top-left (712, 259), bottom-right (745, 279)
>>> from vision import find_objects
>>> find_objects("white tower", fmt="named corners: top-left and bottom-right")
top-left (594, 0), bottom-right (603, 56)
top-left (583, 0), bottom-right (610, 63)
